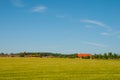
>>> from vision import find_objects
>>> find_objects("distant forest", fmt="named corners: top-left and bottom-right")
top-left (0, 52), bottom-right (120, 59)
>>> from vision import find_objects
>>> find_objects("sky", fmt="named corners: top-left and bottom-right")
top-left (0, 0), bottom-right (120, 54)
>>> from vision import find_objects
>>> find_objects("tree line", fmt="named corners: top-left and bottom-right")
top-left (0, 52), bottom-right (78, 58)
top-left (93, 52), bottom-right (120, 59)
top-left (0, 52), bottom-right (120, 59)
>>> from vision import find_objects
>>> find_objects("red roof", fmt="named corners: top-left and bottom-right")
top-left (78, 53), bottom-right (92, 58)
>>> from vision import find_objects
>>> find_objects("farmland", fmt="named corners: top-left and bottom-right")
top-left (0, 58), bottom-right (120, 80)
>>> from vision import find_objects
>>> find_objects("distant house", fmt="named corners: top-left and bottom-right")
top-left (78, 53), bottom-right (92, 59)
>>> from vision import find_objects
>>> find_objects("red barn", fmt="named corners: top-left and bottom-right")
top-left (78, 53), bottom-right (92, 58)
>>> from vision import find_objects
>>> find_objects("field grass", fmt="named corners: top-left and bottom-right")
top-left (0, 58), bottom-right (120, 80)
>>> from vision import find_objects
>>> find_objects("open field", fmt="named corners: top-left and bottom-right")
top-left (0, 58), bottom-right (120, 80)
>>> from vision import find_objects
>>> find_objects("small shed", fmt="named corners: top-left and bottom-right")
top-left (78, 53), bottom-right (92, 59)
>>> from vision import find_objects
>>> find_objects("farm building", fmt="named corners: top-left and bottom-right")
top-left (78, 53), bottom-right (92, 59)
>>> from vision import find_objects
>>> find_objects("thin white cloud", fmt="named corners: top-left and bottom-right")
top-left (11, 0), bottom-right (24, 7)
top-left (80, 19), bottom-right (112, 31)
top-left (84, 41), bottom-right (107, 48)
top-left (100, 32), bottom-right (111, 36)
top-left (100, 31), bottom-right (120, 37)
top-left (81, 19), bottom-right (106, 27)
top-left (32, 5), bottom-right (47, 13)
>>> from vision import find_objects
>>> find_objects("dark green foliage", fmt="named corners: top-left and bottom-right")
top-left (108, 52), bottom-right (113, 59)
top-left (82, 56), bottom-right (90, 59)
top-left (93, 54), bottom-right (99, 59)
top-left (17, 52), bottom-right (78, 58)
top-left (19, 52), bottom-right (26, 57)
top-left (0, 52), bottom-right (120, 59)
top-left (98, 54), bottom-right (103, 59)
top-left (19, 53), bottom-right (25, 57)
top-left (92, 52), bottom-right (120, 59)
top-left (103, 53), bottom-right (108, 59)
top-left (0, 53), bottom-right (4, 55)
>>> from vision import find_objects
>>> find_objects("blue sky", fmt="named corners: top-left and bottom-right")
top-left (0, 0), bottom-right (120, 54)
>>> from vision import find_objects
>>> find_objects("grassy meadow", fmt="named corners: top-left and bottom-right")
top-left (0, 57), bottom-right (120, 80)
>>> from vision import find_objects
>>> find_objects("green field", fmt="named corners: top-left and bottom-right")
top-left (0, 58), bottom-right (120, 80)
